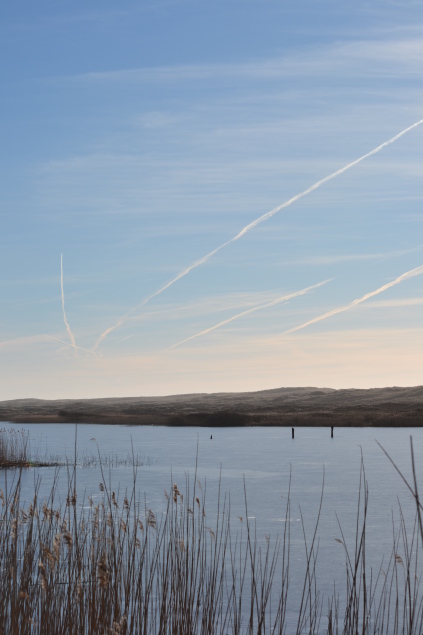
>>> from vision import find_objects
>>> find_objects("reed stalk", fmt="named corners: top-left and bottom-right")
top-left (0, 441), bottom-right (422, 633)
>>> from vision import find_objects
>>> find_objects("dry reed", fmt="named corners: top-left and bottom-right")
top-left (0, 428), bottom-right (30, 468)
top-left (0, 441), bottom-right (422, 633)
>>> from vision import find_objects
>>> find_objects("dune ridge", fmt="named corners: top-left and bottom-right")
top-left (1, 385), bottom-right (423, 427)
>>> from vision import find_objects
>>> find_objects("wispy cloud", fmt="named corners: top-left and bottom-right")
top-left (284, 248), bottom-right (419, 266)
top-left (0, 334), bottom-right (51, 350)
top-left (359, 297), bottom-right (423, 309)
top-left (284, 264), bottom-right (423, 335)
top-left (60, 254), bottom-right (78, 354)
top-left (169, 280), bottom-right (330, 350)
top-left (70, 37), bottom-right (423, 84)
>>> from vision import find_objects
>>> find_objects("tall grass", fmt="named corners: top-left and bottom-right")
top-left (0, 446), bottom-right (422, 633)
top-left (0, 428), bottom-right (29, 467)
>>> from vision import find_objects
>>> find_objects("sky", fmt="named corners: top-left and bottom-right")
top-left (1, 0), bottom-right (423, 399)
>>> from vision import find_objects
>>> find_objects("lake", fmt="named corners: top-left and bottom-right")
top-left (1, 422), bottom-right (422, 632)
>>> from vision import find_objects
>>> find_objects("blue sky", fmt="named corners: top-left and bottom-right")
top-left (1, 1), bottom-right (423, 399)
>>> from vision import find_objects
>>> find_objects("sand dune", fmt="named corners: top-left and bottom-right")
top-left (1, 386), bottom-right (423, 427)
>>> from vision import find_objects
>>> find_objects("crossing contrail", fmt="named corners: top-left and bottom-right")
top-left (284, 264), bottom-right (423, 335)
top-left (95, 118), bottom-right (423, 349)
top-left (169, 279), bottom-right (330, 349)
top-left (61, 254), bottom-right (78, 354)
top-left (45, 334), bottom-right (99, 358)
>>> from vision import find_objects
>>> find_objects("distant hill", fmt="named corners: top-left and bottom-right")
top-left (1, 386), bottom-right (423, 426)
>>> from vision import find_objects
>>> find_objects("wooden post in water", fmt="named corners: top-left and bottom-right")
top-left (331, 426), bottom-right (334, 438)
top-left (292, 427), bottom-right (295, 439)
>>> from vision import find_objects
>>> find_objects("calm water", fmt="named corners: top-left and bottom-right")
top-left (1, 422), bottom-right (422, 630)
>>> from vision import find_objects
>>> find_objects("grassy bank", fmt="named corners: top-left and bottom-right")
top-left (1, 444), bottom-right (423, 633)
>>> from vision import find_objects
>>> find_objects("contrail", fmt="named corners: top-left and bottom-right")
top-left (284, 264), bottom-right (423, 335)
top-left (95, 118), bottom-right (423, 349)
top-left (45, 334), bottom-right (99, 359)
top-left (60, 254), bottom-right (78, 353)
top-left (114, 334), bottom-right (134, 345)
top-left (169, 279), bottom-right (330, 350)
top-left (92, 313), bottom-right (130, 351)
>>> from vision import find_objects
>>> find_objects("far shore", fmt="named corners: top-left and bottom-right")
top-left (1, 385), bottom-right (423, 427)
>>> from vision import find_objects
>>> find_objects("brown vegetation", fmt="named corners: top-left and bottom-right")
top-left (1, 386), bottom-right (423, 426)
top-left (0, 428), bottom-right (30, 468)
top-left (1, 444), bottom-right (423, 633)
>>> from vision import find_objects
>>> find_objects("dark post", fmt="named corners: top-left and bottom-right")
top-left (331, 426), bottom-right (334, 438)
top-left (292, 427), bottom-right (295, 439)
